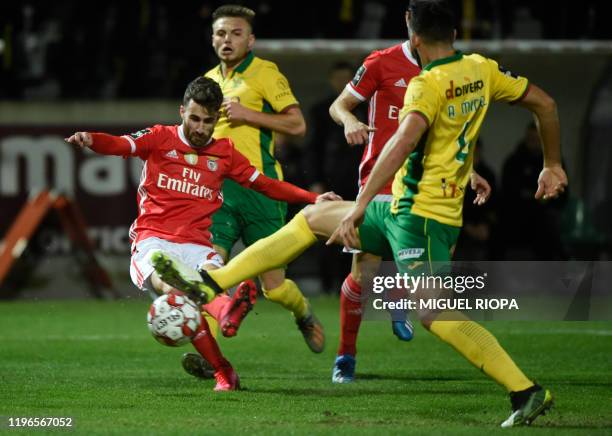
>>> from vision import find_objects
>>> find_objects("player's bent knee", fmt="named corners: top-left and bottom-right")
top-left (301, 204), bottom-right (325, 235)
top-left (301, 204), bottom-right (318, 224)
top-left (303, 201), bottom-right (351, 237)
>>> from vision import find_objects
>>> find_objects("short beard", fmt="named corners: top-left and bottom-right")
top-left (188, 132), bottom-right (208, 148)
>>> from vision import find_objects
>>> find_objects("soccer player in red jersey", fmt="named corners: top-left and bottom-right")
top-left (65, 77), bottom-right (339, 391)
top-left (329, 41), bottom-right (491, 382)
top-left (328, 42), bottom-right (421, 383)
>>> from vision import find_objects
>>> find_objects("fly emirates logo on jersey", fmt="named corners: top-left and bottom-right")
top-left (157, 167), bottom-right (216, 200)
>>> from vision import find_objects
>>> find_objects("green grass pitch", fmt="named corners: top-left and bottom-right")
top-left (1, 297), bottom-right (611, 435)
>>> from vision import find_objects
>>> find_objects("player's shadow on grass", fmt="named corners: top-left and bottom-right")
top-left (250, 387), bottom-right (402, 397)
top-left (358, 372), bottom-right (479, 383)
top-left (544, 379), bottom-right (612, 388)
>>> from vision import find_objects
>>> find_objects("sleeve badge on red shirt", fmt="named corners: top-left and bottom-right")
top-left (351, 65), bottom-right (367, 87)
top-left (129, 128), bottom-right (152, 139)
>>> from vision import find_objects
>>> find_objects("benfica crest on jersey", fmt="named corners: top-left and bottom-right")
top-left (183, 153), bottom-right (198, 165)
top-left (206, 157), bottom-right (218, 172)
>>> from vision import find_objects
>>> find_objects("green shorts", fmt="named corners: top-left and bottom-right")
top-left (358, 201), bottom-right (461, 274)
top-left (211, 179), bottom-right (287, 254)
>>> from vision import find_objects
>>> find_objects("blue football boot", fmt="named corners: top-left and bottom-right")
top-left (332, 354), bottom-right (356, 384)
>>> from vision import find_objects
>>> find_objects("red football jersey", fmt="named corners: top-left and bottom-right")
top-left (346, 42), bottom-right (421, 196)
top-left (120, 125), bottom-right (259, 249)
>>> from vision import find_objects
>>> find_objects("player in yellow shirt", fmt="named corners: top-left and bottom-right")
top-left (180, 5), bottom-right (325, 378)
top-left (154, 0), bottom-right (567, 426)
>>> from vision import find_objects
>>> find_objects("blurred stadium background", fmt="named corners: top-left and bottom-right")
top-left (1, 0), bottom-right (611, 299)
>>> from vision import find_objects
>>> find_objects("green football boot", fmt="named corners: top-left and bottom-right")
top-left (151, 251), bottom-right (221, 304)
top-left (501, 385), bottom-right (553, 428)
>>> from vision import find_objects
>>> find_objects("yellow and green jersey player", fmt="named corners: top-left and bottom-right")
top-left (161, 0), bottom-right (567, 427)
top-left (204, 5), bottom-right (325, 352)
top-left (357, 52), bottom-right (535, 265)
top-left (390, 52), bottom-right (530, 227)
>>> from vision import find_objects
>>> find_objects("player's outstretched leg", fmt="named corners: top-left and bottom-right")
top-left (152, 251), bottom-right (257, 337)
top-left (151, 251), bottom-right (220, 303)
top-left (190, 317), bottom-right (240, 391)
top-left (157, 203), bottom-right (352, 302)
top-left (205, 204), bottom-right (355, 291)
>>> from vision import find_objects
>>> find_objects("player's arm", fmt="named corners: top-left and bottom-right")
top-left (227, 146), bottom-right (340, 204)
top-left (329, 88), bottom-right (375, 146)
top-left (489, 59), bottom-right (567, 200)
top-left (249, 174), bottom-right (341, 204)
top-left (223, 102), bottom-right (306, 137)
top-left (516, 85), bottom-right (567, 200)
top-left (328, 113), bottom-right (428, 247)
top-left (65, 132), bottom-right (132, 156)
top-left (224, 66), bottom-right (306, 137)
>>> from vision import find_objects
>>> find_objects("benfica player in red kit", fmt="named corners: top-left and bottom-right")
top-left (328, 41), bottom-right (421, 383)
top-left (329, 41), bottom-right (490, 382)
top-left (65, 77), bottom-right (339, 391)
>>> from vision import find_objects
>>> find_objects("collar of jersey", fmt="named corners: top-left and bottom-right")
top-left (219, 51), bottom-right (254, 78)
top-left (422, 50), bottom-right (463, 72)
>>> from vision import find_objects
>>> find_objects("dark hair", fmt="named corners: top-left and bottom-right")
top-left (407, 0), bottom-right (455, 43)
top-left (183, 77), bottom-right (223, 113)
top-left (212, 4), bottom-right (255, 29)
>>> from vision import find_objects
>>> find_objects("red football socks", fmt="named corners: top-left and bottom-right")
top-left (337, 274), bottom-right (363, 357)
top-left (191, 316), bottom-right (229, 370)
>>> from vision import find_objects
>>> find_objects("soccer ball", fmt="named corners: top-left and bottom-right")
top-left (147, 291), bottom-right (202, 346)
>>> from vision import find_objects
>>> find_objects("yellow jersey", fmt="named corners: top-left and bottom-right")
top-left (392, 51), bottom-right (529, 226)
top-left (205, 52), bottom-right (299, 180)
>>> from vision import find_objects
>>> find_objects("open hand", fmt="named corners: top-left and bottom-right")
top-left (64, 132), bottom-right (93, 148)
top-left (470, 172), bottom-right (491, 206)
top-left (315, 191), bottom-right (343, 203)
top-left (535, 165), bottom-right (568, 200)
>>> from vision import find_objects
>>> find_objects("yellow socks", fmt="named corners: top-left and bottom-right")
top-left (429, 313), bottom-right (534, 392)
top-left (202, 312), bottom-right (218, 339)
top-left (263, 279), bottom-right (309, 320)
top-left (209, 212), bottom-right (317, 290)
